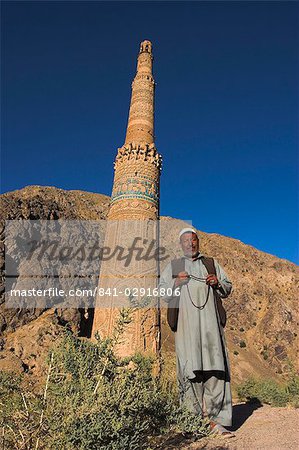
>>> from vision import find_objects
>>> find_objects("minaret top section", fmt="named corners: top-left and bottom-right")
top-left (124, 40), bottom-right (155, 145)
top-left (139, 40), bottom-right (152, 54)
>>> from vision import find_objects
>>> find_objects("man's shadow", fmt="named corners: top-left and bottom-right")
top-left (229, 400), bottom-right (263, 431)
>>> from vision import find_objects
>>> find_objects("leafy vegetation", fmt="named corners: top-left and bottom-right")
top-left (0, 309), bottom-right (209, 449)
top-left (237, 373), bottom-right (299, 407)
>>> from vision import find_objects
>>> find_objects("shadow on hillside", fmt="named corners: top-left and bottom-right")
top-left (230, 400), bottom-right (263, 431)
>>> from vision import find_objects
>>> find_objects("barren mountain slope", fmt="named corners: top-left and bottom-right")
top-left (0, 186), bottom-right (297, 386)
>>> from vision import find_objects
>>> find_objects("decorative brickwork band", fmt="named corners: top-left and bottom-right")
top-left (108, 142), bottom-right (161, 220)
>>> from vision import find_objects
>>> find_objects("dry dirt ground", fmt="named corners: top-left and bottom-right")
top-left (161, 403), bottom-right (299, 450)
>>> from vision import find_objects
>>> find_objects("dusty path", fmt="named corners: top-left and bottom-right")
top-left (162, 404), bottom-right (299, 450)
top-left (224, 404), bottom-right (299, 450)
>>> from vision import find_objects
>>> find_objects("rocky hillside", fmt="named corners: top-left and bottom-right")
top-left (0, 186), bottom-right (298, 387)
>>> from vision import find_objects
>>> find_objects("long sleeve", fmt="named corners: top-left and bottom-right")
top-left (214, 259), bottom-right (232, 299)
top-left (158, 262), bottom-right (177, 303)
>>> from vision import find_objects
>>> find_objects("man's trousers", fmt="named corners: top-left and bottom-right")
top-left (177, 361), bottom-right (233, 427)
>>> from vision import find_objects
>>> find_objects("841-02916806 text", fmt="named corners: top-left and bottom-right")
top-left (95, 287), bottom-right (180, 297)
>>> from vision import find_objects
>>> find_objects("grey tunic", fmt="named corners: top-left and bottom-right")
top-left (159, 254), bottom-right (232, 380)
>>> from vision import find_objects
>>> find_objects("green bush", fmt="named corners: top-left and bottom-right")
top-left (45, 338), bottom-right (171, 449)
top-left (261, 349), bottom-right (269, 360)
top-left (237, 375), bottom-right (299, 407)
top-left (0, 309), bottom-right (208, 449)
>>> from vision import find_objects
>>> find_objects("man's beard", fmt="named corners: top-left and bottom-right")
top-left (184, 248), bottom-right (199, 258)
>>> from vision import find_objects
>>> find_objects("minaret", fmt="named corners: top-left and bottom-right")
top-left (91, 40), bottom-right (162, 356)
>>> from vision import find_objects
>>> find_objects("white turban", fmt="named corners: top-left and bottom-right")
top-left (178, 227), bottom-right (198, 239)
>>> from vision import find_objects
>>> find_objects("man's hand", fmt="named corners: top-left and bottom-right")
top-left (174, 271), bottom-right (190, 287)
top-left (206, 274), bottom-right (219, 287)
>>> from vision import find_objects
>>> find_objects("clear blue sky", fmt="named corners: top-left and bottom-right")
top-left (1, 1), bottom-right (298, 263)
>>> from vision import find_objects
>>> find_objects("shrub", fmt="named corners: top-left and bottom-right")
top-left (0, 309), bottom-right (208, 449)
top-left (237, 375), bottom-right (299, 407)
top-left (261, 350), bottom-right (269, 360)
top-left (239, 340), bottom-right (246, 348)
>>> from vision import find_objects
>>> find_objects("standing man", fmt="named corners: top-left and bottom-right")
top-left (159, 228), bottom-right (234, 437)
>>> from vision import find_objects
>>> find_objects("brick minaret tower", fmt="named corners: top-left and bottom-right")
top-left (91, 40), bottom-right (162, 355)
